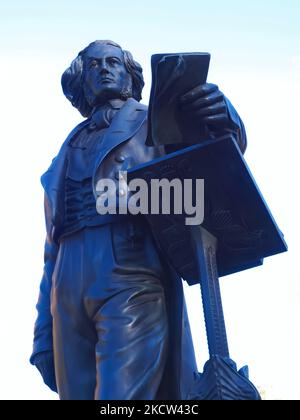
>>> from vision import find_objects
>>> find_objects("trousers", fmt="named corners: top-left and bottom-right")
top-left (50, 217), bottom-right (169, 400)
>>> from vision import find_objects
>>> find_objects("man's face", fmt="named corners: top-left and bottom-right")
top-left (83, 43), bottom-right (131, 105)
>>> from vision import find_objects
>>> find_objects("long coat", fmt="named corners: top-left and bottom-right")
top-left (31, 98), bottom-right (246, 399)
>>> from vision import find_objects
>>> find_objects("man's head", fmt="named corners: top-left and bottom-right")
top-left (62, 40), bottom-right (144, 117)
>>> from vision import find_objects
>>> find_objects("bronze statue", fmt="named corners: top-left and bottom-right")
top-left (30, 40), bottom-right (247, 400)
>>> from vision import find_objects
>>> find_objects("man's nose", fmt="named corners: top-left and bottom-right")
top-left (99, 60), bottom-right (109, 74)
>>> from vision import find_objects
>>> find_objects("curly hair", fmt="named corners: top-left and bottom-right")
top-left (61, 40), bottom-right (145, 118)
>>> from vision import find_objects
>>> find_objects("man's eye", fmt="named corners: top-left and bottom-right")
top-left (108, 58), bottom-right (120, 65)
top-left (90, 61), bottom-right (98, 68)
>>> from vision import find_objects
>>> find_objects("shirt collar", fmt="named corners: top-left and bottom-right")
top-left (91, 98), bottom-right (127, 116)
top-left (89, 99), bottom-right (127, 130)
top-left (108, 98), bottom-right (127, 110)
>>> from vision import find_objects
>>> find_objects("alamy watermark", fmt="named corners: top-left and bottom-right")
top-left (96, 171), bottom-right (204, 226)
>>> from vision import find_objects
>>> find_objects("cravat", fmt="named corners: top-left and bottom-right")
top-left (89, 105), bottom-right (116, 130)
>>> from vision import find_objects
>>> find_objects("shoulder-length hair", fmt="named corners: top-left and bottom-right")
top-left (61, 40), bottom-right (144, 118)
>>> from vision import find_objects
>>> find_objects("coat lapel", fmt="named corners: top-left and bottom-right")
top-left (92, 98), bottom-right (147, 182)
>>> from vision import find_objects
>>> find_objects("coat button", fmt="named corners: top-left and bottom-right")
top-left (119, 188), bottom-right (126, 197)
top-left (88, 122), bottom-right (97, 130)
top-left (115, 154), bottom-right (125, 163)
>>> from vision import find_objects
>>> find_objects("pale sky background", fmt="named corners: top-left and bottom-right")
top-left (0, 0), bottom-right (299, 400)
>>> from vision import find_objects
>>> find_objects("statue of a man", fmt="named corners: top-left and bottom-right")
top-left (30, 40), bottom-right (247, 400)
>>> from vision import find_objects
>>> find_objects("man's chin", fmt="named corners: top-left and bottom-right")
top-left (93, 91), bottom-right (123, 106)
top-left (99, 86), bottom-right (121, 97)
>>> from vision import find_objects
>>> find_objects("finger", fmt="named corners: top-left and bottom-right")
top-left (203, 113), bottom-right (229, 125)
top-left (181, 91), bottom-right (224, 111)
top-left (180, 83), bottom-right (219, 104)
top-left (195, 103), bottom-right (227, 117)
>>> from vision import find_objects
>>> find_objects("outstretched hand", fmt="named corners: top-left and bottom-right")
top-left (179, 83), bottom-right (230, 131)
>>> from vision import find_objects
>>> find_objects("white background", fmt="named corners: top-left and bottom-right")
top-left (0, 0), bottom-right (299, 400)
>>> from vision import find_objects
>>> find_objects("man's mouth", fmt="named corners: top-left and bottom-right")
top-left (100, 77), bottom-right (114, 83)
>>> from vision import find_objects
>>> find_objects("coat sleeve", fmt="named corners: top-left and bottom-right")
top-left (223, 96), bottom-right (247, 154)
top-left (30, 194), bottom-right (58, 364)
